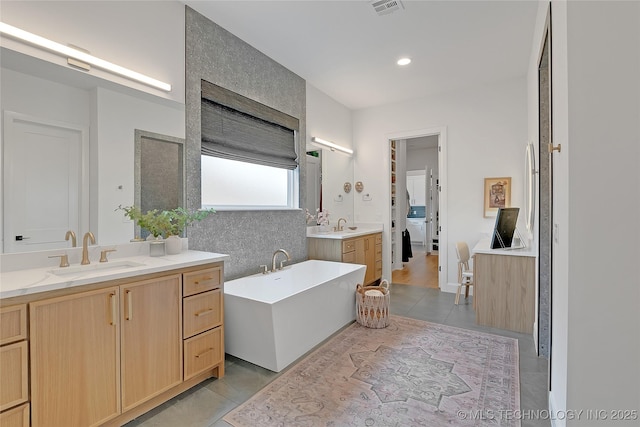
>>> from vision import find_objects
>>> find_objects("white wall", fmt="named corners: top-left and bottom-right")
top-left (306, 83), bottom-right (354, 224)
top-left (407, 146), bottom-right (438, 175)
top-left (0, 0), bottom-right (185, 103)
top-left (352, 78), bottom-right (528, 286)
top-left (540, 2), bottom-right (640, 425)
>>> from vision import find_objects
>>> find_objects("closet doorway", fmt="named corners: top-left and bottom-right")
top-left (389, 128), bottom-right (447, 289)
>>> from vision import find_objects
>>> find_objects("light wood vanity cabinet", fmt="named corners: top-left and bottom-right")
top-left (182, 267), bottom-right (224, 381)
top-left (30, 287), bottom-right (121, 426)
top-left (0, 304), bottom-right (29, 426)
top-left (17, 261), bottom-right (224, 427)
top-left (120, 275), bottom-right (182, 412)
top-left (308, 232), bottom-right (382, 285)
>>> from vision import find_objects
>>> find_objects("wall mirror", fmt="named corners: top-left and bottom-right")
top-left (134, 130), bottom-right (185, 239)
top-left (0, 47), bottom-right (184, 253)
top-left (305, 146), bottom-right (354, 224)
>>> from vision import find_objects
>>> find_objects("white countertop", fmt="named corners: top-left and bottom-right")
top-left (0, 247), bottom-right (229, 299)
top-left (472, 238), bottom-right (537, 257)
top-left (306, 225), bottom-right (383, 240)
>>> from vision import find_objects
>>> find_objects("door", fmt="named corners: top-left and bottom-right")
top-left (120, 275), bottom-right (182, 411)
top-left (3, 112), bottom-right (88, 253)
top-left (30, 287), bottom-right (121, 427)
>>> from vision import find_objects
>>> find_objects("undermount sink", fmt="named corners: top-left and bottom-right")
top-left (49, 260), bottom-right (146, 276)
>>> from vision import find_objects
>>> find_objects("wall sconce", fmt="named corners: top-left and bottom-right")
top-left (0, 22), bottom-right (172, 92)
top-left (311, 137), bottom-right (354, 155)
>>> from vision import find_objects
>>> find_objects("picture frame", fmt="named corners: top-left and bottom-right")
top-left (484, 177), bottom-right (511, 217)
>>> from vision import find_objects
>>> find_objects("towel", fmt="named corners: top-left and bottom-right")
top-left (402, 229), bottom-right (413, 262)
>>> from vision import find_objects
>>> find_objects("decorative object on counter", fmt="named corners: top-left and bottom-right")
top-left (343, 182), bottom-right (352, 193)
top-left (483, 177), bottom-right (511, 217)
top-left (355, 181), bottom-right (364, 192)
top-left (164, 235), bottom-right (182, 255)
top-left (149, 240), bottom-right (165, 257)
top-left (356, 280), bottom-right (390, 329)
top-left (305, 208), bottom-right (330, 232)
top-left (117, 205), bottom-right (215, 254)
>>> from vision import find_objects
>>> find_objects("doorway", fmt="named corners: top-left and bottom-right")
top-left (389, 127), bottom-right (447, 289)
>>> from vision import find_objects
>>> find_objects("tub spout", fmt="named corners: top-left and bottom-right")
top-left (271, 249), bottom-right (291, 272)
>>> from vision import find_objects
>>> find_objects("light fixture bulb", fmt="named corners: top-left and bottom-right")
top-left (0, 22), bottom-right (172, 92)
top-left (311, 137), bottom-right (354, 155)
top-left (397, 57), bottom-right (412, 66)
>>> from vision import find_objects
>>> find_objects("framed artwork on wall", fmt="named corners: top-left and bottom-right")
top-left (483, 177), bottom-right (511, 217)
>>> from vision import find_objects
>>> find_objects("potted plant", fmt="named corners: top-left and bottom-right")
top-left (117, 205), bottom-right (215, 254)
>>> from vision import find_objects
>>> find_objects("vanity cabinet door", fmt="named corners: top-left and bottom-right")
top-left (363, 234), bottom-right (378, 285)
top-left (30, 287), bottom-right (121, 427)
top-left (120, 275), bottom-right (182, 412)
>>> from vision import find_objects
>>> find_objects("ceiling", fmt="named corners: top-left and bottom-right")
top-left (183, 0), bottom-right (539, 111)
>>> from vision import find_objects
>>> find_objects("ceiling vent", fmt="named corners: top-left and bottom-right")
top-left (370, 0), bottom-right (404, 16)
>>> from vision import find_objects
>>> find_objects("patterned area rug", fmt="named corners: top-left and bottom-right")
top-left (224, 315), bottom-right (520, 426)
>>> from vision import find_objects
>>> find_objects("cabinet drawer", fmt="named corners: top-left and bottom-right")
top-left (0, 305), bottom-right (27, 346)
top-left (342, 251), bottom-right (356, 263)
top-left (184, 328), bottom-right (223, 381)
top-left (342, 240), bottom-right (356, 253)
top-left (183, 289), bottom-right (222, 339)
top-left (0, 341), bottom-right (28, 411)
top-left (183, 267), bottom-right (222, 297)
top-left (0, 403), bottom-right (29, 427)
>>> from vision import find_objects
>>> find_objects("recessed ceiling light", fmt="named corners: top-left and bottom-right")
top-left (397, 57), bottom-right (411, 66)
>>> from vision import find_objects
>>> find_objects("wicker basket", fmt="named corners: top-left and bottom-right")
top-left (356, 280), bottom-right (390, 328)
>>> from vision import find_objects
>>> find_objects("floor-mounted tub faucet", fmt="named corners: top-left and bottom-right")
top-left (271, 249), bottom-right (291, 272)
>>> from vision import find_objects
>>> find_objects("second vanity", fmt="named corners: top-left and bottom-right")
top-left (307, 226), bottom-right (383, 286)
top-left (0, 242), bottom-right (228, 427)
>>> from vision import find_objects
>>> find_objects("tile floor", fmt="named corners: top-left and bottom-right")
top-left (125, 284), bottom-right (550, 427)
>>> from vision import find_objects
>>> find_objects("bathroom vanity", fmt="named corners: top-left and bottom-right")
top-left (0, 245), bottom-right (228, 427)
top-left (307, 227), bottom-right (383, 286)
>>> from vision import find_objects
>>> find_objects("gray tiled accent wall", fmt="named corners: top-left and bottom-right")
top-left (185, 6), bottom-right (307, 280)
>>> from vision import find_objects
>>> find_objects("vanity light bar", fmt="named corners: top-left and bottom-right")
top-left (311, 137), bottom-right (354, 155)
top-left (0, 22), bottom-right (172, 92)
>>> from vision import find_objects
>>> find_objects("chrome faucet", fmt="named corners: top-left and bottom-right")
top-left (271, 249), bottom-right (291, 272)
top-left (65, 230), bottom-right (77, 247)
top-left (335, 217), bottom-right (347, 232)
top-left (81, 232), bottom-right (96, 265)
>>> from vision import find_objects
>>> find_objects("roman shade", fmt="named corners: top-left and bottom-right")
top-left (201, 81), bottom-right (299, 170)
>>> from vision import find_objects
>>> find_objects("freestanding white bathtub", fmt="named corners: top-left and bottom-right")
top-left (224, 259), bottom-right (366, 372)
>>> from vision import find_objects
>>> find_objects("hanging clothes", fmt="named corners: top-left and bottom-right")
top-left (402, 229), bottom-right (413, 262)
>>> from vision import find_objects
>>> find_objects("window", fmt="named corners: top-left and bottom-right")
top-left (201, 155), bottom-right (297, 209)
top-left (200, 80), bottom-right (299, 209)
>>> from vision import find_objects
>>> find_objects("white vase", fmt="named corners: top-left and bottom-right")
top-left (165, 235), bottom-right (182, 255)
